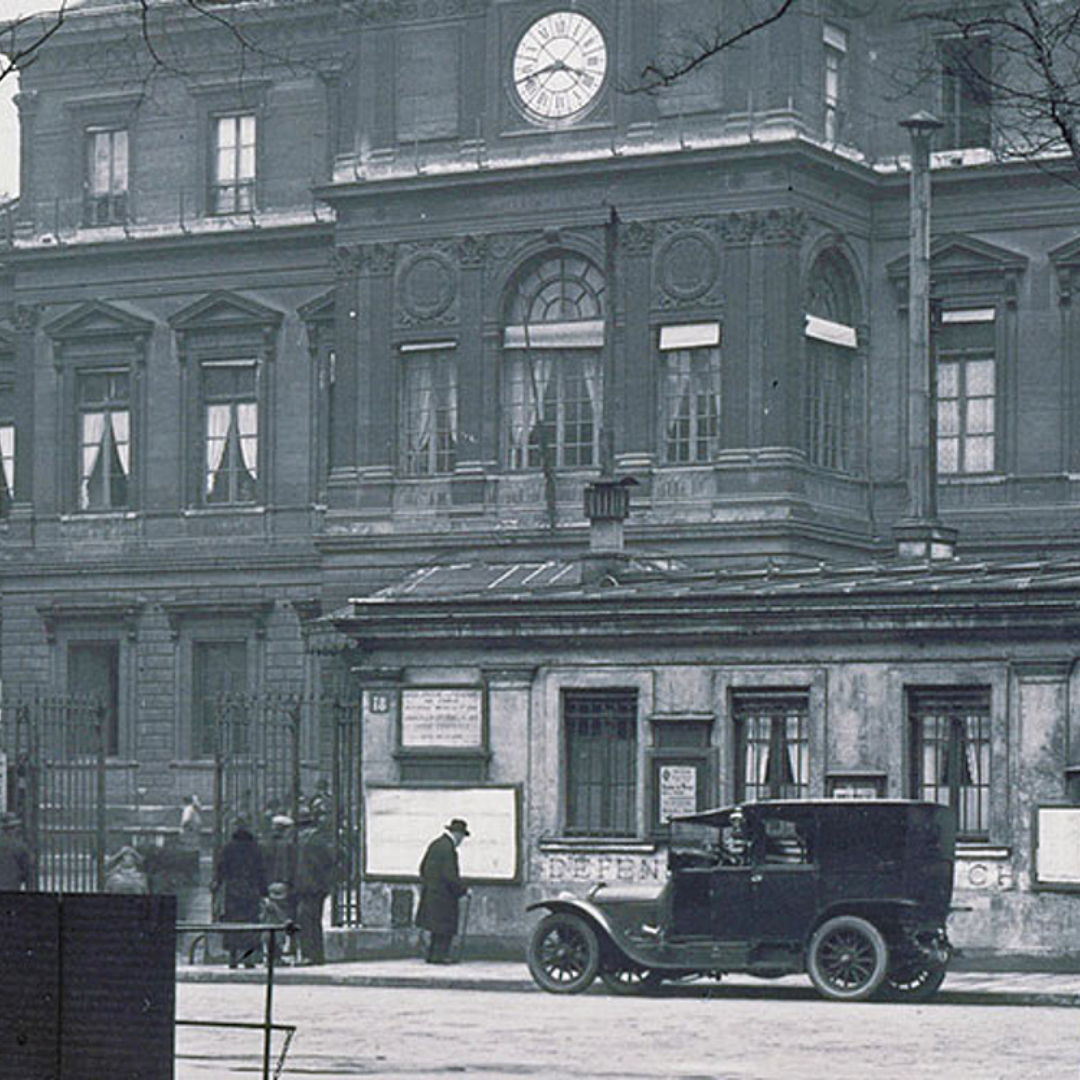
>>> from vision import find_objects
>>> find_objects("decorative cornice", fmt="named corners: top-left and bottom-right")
top-left (351, 0), bottom-right (482, 26)
top-left (38, 597), bottom-right (146, 644)
top-left (161, 597), bottom-right (275, 640)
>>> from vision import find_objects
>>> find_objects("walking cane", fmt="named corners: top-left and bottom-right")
top-left (452, 891), bottom-right (472, 963)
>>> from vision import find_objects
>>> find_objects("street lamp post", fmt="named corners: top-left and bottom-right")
top-left (895, 110), bottom-right (957, 561)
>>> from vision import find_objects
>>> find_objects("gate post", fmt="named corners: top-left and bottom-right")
top-left (95, 700), bottom-right (108, 891)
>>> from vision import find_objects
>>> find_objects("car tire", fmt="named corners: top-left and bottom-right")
top-left (527, 911), bottom-right (601, 994)
top-left (877, 965), bottom-right (946, 1003)
top-left (598, 962), bottom-right (665, 996)
top-left (806, 915), bottom-right (888, 1002)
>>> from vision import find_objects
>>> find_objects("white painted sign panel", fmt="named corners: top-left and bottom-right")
top-left (1036, 806), bottom-right (1080, 885)
top-left (400, 688), bottom-right (483, 748)
top-left (365, 786), bottom-right (518, 881)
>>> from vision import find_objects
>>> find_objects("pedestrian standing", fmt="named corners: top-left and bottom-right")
top-left (415, 818), bottom-right (470, 965)
top-left (294, 812), bottom-right (336, 965)
top-left (0, 813), bottom-right (31, 890)
top-left (213, 819), bottom-right (267, 969)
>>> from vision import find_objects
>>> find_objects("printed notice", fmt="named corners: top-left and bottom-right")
top-left (658, 763), bottom-right (698, 822)
top-left (401, 688), bottom-right (483, 748)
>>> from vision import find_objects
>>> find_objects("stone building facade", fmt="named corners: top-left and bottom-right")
top-left (2, 0), bottom-right (1080, 960)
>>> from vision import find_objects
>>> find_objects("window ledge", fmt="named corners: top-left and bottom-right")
top-left (181, 505), bottom-right (265, 517)
top-left (938, 473), bottom-right (1006, 486)
top-left (956, 844), bottom-right (1010, 860)
top-left (59, 511), bottom-right (140, 522)
top-left (538, 837), bottom-right (657, 855)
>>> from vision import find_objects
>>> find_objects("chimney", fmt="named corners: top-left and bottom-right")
top-left (582, 477), bottom-right (637, 585)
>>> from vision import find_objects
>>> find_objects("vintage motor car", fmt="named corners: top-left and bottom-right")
top-left (526, 800), bottom-right (956, 1002)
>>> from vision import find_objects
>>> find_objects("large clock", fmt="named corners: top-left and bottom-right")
top-left (512, 10), bottom-right (608, 122)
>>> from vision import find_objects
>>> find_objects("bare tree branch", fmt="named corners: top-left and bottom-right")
top-left (0, 2), bottom-right (69, 85)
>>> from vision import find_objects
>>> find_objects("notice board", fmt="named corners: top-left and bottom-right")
top-left (1035, 805), bottom-right (1080, 887)
top-left (365, 785), bottom-right (519, 882)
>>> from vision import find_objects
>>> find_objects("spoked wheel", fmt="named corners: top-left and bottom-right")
top-left (877, 965), bottom-right (946, 1003)
top-left (527, 912), bottom-right (600, 994)
top-left (599, 961), bottom-right (665, 996)
top-left (807, 915), bottom-right (888, 1002)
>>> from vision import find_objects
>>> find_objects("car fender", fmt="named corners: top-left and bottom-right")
top-left (806, 898), bottom-right (927, 945)
top-left (527, 897), bottom-right (655, 968)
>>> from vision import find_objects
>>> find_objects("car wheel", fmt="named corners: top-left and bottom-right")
top-left (807, 915), bottom-right (888, 1002)
top-left (527, 912), bottom-right (601, 994)
top-left (599, 961), bottom-right (665, 995)
top-left (877, 965), bottom-right (946, 1003)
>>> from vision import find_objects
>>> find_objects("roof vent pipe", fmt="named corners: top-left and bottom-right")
top-left (582, 477), bottom-right (637, 585)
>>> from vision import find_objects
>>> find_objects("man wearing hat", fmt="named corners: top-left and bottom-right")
top-left (0, 813), bottom-right (32, 891)
top-left (415, 818), bottom-right (470, 964)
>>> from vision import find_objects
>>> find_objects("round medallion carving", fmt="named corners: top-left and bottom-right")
top-left (400, 253), bottom-right (456, 321)
top-left (659, 233), bottom-right (718, 302)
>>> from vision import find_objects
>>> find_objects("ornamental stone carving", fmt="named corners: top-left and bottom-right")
top-left (396, 244), bottom-right (458, 326)
top-left (760, 207), bottom-right (807, 245)
top-left (457, 234), bottom-right (488, 269)
top-left (654, 218), bottom-right (721, 310)
top-left (331, 245), bottom-right (362, 279)
top-left (361, 242), bottom-right (396, 278)
top-left (620, 220), bottom-right (655, 257)
top-left (720, 211), bottom-right (760, 245)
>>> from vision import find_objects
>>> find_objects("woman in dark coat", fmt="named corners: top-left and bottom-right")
top-left (415, 818), bottom-right (469, 964)
top-left (213, 821), bottom-right (267, 968)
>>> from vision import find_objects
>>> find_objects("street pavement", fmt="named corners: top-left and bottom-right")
top-left (176, 956), bottom-right (1080, 1008)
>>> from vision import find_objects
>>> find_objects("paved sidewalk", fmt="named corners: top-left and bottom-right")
top-left (176, 957), bottom-right (1080, 1007)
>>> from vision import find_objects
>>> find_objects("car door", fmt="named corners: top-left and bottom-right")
top-left (750, 813), bottom-right (818, 942)
top-left (710, 867), bottom-right (756, 940)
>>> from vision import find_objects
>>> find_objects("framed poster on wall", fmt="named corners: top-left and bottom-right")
top-left (399, 688), bottom-right (485, 750)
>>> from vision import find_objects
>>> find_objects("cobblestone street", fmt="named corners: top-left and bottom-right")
top-left (175, 982), bottom-right (1080, 1080)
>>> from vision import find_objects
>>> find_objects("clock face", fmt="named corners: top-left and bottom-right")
top-left (512, 11), bottom-right (608, 122)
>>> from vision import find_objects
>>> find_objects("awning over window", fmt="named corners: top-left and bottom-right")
top-left (941, 308), bottom-right (995, 324)
top-left (504, 320), bottom-right (605, 349)
top-left (805, 314), bottom-right (857, 349)
top-left (659, 322), bottom-right (721, 351)
top-left (399, 340), bottom-right (457, 353)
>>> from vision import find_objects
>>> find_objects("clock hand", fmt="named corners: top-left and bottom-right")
top-left (516, 60), bottom-right (561, 84)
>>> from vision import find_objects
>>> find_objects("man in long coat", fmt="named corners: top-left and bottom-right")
top-left (0, 814), bottom-right (31, 890)
top-left (213, 820), bottom-right (267, 968)
top-left (294, 814), bottom-right (336, 965)
top-left (415, 818), bottom-right (469, 964)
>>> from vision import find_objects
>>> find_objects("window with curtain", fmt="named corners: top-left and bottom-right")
top-left (202, 362), bottom-right (258, 505)
top-left (503, 252), bottom-right (606, 471)
top-left (77, 369), bottom-right (130, 511)
top-left (734, 692), bottom-right (810, 802)
top-left (804, 249), bottom-right (860, 473)
top-left (659, 324), bottom-right (721, 464)
top-left (823, 24), bottom-right (847, 143)
top-left (84, 127), bottom-right (128, 227)
top-left (402, 347), bottom-right (458, 476)
top-left (0, 385), bottom-right (13, 517)
top-left (212, 113), bottom-right (256, 215)
top-left (936, 309), bottom-right (996, 475)
top-left (909, 687), bottom-right (991, 841)
top-left (564, 689), bottom-right (637, 837)
top-left (939, 35), bottom-right (992, 149)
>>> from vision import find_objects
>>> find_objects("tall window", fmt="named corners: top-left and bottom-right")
top-left (504, 253), bottom-right (605, 471)
top-left (804, 250), bottom-right (860, 472)
top-left (936, 309), bottom-right (995, 475)
top-left (212, 113), bottom-right (256, 215)
top-left (0, 385), bottom-right (14, 516)
top-left (202, 362), bottom-right (258, 505)
top-left (734, 692), bottom-right (810, 802)
top-left (77, 369), bottom-right (130, 511)
top-left (68, 642), bottom-right (120, 757)
top-left (659, 324), bottom-right (721, 464)
top-left (909, 687), bottom-right (991, 841)
top-left (939, 36), bottom-right (992, 149)
top-left (85, 127), bottom-right (128, 227)
top-left (193, 640), bottom-right (248, 759)
top-left (823, 24), bottom-right (847, 143)
top-left (564, 689), bottom-right (637, 837)
top-left (402, 347), bottom-right (458, 475)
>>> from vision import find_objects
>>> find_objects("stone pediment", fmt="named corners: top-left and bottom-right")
top-left (297, 290), bottom-right (334, 326)
top-left (168, 290), bottom-right (283, 333)
top-left (887, 234), bottom-right (1027, 283)
top-left (44, 300), bottom-right (154, 342)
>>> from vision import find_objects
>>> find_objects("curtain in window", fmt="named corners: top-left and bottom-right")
top-left (237, 402), bottom-right (258, 479)
top-left (663, 353), bottom-right (692, 459)
top-left (407, 357), bottom-right (435, 470)
top-left (0, 424), bottom-right (14, 499)
top-left (205, 403), bottom-right (231, 494)
top-left (110, 411), bottom-right (130, 477)
top-left (80, 412), bottom-right (107, 507)
top-left (580, 351), bottom-right (602, 420)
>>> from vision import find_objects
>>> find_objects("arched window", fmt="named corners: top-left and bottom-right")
top-left (503, 253), bottom-right (606, 470)
top-left (803, 249), bottom-right (861, 473)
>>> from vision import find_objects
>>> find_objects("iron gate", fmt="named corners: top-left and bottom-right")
top-left (207, 690), bottom-right (363, 926)
top-left (0, 690), bottom-right (112, 892)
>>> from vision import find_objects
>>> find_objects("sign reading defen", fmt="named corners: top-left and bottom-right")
top-left (400, 688), bottom-right (483, 749)
top-left (365, 786), bottom-right (519, 882)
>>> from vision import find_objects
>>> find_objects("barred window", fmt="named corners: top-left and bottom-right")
top-left (564, 689), bottom-right (637, 837)
top-left (734, 692), bottom-right (810, 802)
top-left (909, 687), bottom-right (991, 841)
top-left (936, 310), bottom-right (995, 475)
top-left (402, 348), bottom-right (458, 476)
